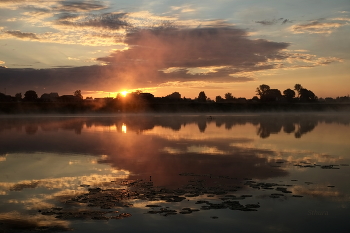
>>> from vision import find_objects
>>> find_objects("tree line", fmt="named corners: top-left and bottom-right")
top-left (254, 83), bottom-right (317, 102)
top-left (0, 83), bottom-right (349, 104)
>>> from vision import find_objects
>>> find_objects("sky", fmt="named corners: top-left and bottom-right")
top-left (0, 0), bottom-right (349, 99)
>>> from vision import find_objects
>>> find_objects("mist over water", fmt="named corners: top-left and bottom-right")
top-left (0, 113), bottom-right (349, 233)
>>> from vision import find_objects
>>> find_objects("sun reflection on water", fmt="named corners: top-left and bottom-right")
top-left (122, 123), bottom-right (127, 133)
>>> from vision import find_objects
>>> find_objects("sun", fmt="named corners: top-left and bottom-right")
top-left (120, 91), bottom-right (128, 97)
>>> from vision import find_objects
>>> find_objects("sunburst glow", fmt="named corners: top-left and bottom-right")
top-left (121, 91), bottom-right (128, 97)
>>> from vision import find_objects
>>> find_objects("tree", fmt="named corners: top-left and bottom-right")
top-left (166, 92), bottom-right (181, 99)
top-left (197, 91), bottom-right (207, 102)
top-left (24, 90), bottom-right (38, 101)
top-left (216, 95), bottom-right (224, 102)
top-left (251, 96), bottom-right (259, 102)
top-left (256, 84), bottom-right (270, 100)
top-left (0, 93), bottom-right (7, 101)
top-left (15, 93), bottom-right (22, 101)
top-left (74, 90), bottom-right (83, 99)
top-left (294, 84), bottom-right (303, 98)
top-left (224, 92), bottom-right (234, 100)
top-left (283, 88), bottom-right (295, 101)
top-left (256, 85), bottom-right (282, 102)
top-left (300, 88), bottom-right (317, 102)
top-left (265, 89), bottom-right (282, 102)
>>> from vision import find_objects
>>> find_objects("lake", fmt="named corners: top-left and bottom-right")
top-left (0, 113), bottom-right (349, 233)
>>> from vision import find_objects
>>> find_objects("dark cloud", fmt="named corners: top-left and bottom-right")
top-left (55, 1), bottom-right (108, 12)
top-left (56, 12), bottom-right (129, 30)
top-left (99, 27), bottom-right (289, 68)
top-left (5, 30), bottom-right (39, 40)
top-left (55, 12), bottom-right (80, 21)
top-left (295, 21), bottom-right (322, 28)
top-left (281, 19), bottom-right (292, 24)
top-left (10, 181), bottom-right (40, 191)
top-left (0, 26), bottom-right (291, 93)
top-left (255, 19), bottom-right (277, 25)
top-left (256, 18), bottom-right (292, 25)
top-left (0, 65), bottom-right (110, 93)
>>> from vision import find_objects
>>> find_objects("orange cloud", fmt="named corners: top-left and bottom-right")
top-left (290, 20), bottom-right (344, 34)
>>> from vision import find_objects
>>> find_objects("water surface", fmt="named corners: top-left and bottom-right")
top-left (0, 113), bottom-right (349, 233)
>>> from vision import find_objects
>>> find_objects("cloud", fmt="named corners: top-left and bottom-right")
top-left (255, 19), bottom-right (278, 25)
top-left (281, 19), bottom-right (293, 24)
top-left (4, 30), bottom-right (40, 40)
top-left (0, 25), bottom-right (343, 92)
top-left (54, 0), bottom-right (108, 12)
top-left (170, 5), bottom-right (196, 13)
top-left (280, 51), bottom-right (343, 68)
top-left (0, 0), bottom-right (58, 10)
top-left (290, 20), bottom-right (344, 34)
top-left (56, 12), bottom-right (129, 30)
top-left (0, 29), bottom-right (124, 47)
top-left (98, 27), bottom-right (289, 69)
top-left (10, 181), bottom-right (40, 191)
top-left (255, 18), bottom-right (293, 26)
top-left (21, 9), bottom-right (54, 23)
top-left (0, 0), bottom-right (107, 12)
top-left (6, 18), bottom-right (18, 22)
top-left (331, 17), bottom-right (350, 22)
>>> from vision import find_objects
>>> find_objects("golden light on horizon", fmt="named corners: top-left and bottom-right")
top-left (121, 91), bottom-right (128, 97)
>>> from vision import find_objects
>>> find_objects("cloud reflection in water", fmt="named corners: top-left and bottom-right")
top-left (0, 114), bottom-right (349, 232)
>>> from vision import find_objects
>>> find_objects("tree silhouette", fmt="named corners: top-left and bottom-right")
top-left (74, 90), bottom-right (83, 99)
top-left (24, 90), bottom-right (38, 101)
top-left (256, 85), bottom-right (282, 102)
top-left (197, 91), bottom-right (207, 102)
top-left (283, 88), bottom-right (295, 102)
top-left (256, 84), bottom-right (270, 100)
top-left (225, 92), bottom-right (234, 100)
top-left (294, 84), bottom-right (303, 98)
top-left (15, 93), bottom-right (22, 101)
top-left (252, 96), bottom-right (259, 102)
top-left (265, 89), bottom-right (282, 102)
top-left (300, 88), bottom-right (317, 102)
top-left (166, 92), bottom-right (181, 99)
top-left (216, 95), bottom-right (224, 102)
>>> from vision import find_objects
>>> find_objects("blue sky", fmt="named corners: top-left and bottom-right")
top-left (0, 0), bottom-right (349, 99)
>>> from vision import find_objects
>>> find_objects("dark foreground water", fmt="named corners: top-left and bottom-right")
top-left (0, 113), bottom-right (349, 233)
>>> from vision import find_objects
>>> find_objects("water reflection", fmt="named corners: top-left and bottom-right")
top-left (122, 123), bottom-right (127, 133)
top-left (0, 114), bottom-right (349, 232)
top-left (0, 114), bottom-right (349, 137)
top-left (257, 116), bottom-right (318, 138)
